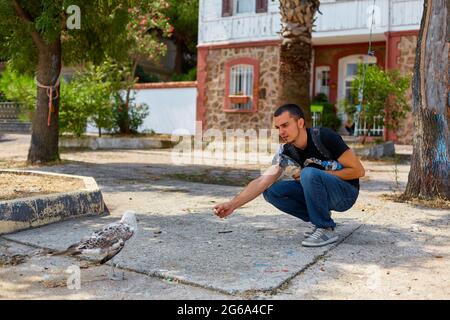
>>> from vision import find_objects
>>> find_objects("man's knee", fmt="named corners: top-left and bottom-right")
top-left (262, 187), bottom-right (274, 203)
top-left (300, 167), bottom-right (323, 184)
top-left (263, 184), bottom-right (282, 204)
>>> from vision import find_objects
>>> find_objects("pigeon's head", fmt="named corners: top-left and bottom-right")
top-left (121, 210), bottom-right (138, 229)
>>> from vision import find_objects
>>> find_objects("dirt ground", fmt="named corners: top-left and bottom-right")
top-left (0, 172), bottom-right (85, 201)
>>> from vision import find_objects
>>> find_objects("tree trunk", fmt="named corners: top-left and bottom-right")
top-left (174, 39), bottom-right (184, 75)
top-left (404, 0), bottom-right (450, 200)
top-left (278, 0), bottom-right (320, 126)
top-left (27, 40), bottom-right (62, 164)
top-left (119, 61), bottom-right (138, 134)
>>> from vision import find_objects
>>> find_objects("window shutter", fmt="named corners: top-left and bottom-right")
top-left (222, 0), bottom-right (233, 17)
top-left (255, 0), bottom-right (268, 13)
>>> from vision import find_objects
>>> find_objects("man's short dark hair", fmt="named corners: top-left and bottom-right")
top-left (274, 104), bottom-right (305, 119)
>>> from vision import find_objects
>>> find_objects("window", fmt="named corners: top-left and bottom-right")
top-left (346, 63), bottom-right (358, 77)
top-left (338, 55), bottom-right (377, 103)
top-left (230, 65), bottom-right (254, 110)
top-left (222, 0), bottom-right (267, 17)
top-left (315, 66), bottom-right (330, 98)
top-left (224, 58), bottom-right (260, 112)
top-left (235, 0), bottom-right (254, 14)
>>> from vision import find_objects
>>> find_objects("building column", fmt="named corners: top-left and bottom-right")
top-left (196, 46), bottom-right (209, 132)
top-left (384, 32), bottom-right (403, 142)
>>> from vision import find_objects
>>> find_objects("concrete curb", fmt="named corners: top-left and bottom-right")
top-left (0, 170), bottom-right (108, 235)
top-left (358, 141), bottom-right (396, 159)
top-left (59, 136), bottom-right (177, 150)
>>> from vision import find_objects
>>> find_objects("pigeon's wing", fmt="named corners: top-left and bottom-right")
top-left (76, 222), bottom-right (134, 252)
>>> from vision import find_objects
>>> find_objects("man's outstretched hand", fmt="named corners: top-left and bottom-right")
top-left (213, 202), bottom-right (236, 218)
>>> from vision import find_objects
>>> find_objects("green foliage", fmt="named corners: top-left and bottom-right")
top-left (0, 0), bottom-right (172, 73)
top-left (0, 66), bottom-right (36, 111)
top-left (311, 93), bottom-right (341, 131)
top-left (60, 63), bottom-right (119, 137)
top-left (163, 0), bottom-right (198, 53)
top-left (60, 60), bottom-right (151, 136)
top-left (135, 64), bottom-right (160, 83)
top-left (112, 95), bottom-right (149, 134)
top-left (59, 79), bottom-right (90, 137)
top-left (351, 64), bottom-right (410, 132)
top-left (163, 0), bottom-right (198, 75)
top-left (0, 1), bottom-right (174, 139)
top-left (128, 102), bottom-right (149, 133)
top-left (171, 67), bottom-right (197, 81)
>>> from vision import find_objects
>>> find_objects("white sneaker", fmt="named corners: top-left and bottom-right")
top-left (302, 228), bottom-right (339, 247)
top-left (303, 223), bottom-right (317, 237)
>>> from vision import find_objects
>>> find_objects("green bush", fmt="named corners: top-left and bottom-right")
top-left (135, 64), bottom-right (160, 83)
top-left (312, 93), bottom-right (341, 131)
top-left (59, 80), bottom-right (90, 137)
top-left (171, 67), bottom-right (197, 82)
top-left (0, 66), bottom-right (36, 112)
top-left (112, 95), bottom-right (149, 134)
top-left (1, 61), bottom-right (153, 137)
top-left (351, 64), bottom-right (410, 133)
top-left (58, 65), bottom-right (116, 137)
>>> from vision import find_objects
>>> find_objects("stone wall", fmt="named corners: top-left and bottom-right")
top-left (201, 36), bottom-right (421, 144)
top-left (395, 35), bottom-right (418, 144)
top-left (203, 45), bottom-right (280, 132)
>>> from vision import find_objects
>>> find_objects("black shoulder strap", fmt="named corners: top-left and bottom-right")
top-left (311, 126), bottom-right (333, 160)
top-left (283, 143), bottom-right (305, 166)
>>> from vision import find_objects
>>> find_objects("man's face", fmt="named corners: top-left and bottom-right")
top-left (274, 111), bottom-right (304, 143)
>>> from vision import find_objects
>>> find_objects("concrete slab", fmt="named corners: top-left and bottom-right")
top-left (3, 185), bottom-right (362, 294)
top-left (0, 238), bottom-right (231, 300)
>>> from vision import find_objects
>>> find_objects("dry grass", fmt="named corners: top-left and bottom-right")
top-left (382, 193), bottom-right (450, 210)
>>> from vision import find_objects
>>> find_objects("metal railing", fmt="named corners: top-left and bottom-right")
top-left (354, 113), bottom-right (384, 137)
top-left (312, 112), bottom-right (322, 127)
top-left (0, 102), bottom-right (23, 119)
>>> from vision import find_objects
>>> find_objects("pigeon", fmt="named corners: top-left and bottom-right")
top-left (52, 210), bottom-right (138, 280)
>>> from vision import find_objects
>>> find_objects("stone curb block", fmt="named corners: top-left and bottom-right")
top-left (0, 170), bottom-right (108, 235)
top-left (358, 141), bottom-right (396, 159)
top-left (59, 137), bottom-right (177, 150)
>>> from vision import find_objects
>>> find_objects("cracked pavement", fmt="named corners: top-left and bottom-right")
top-left (1, 133), bottom-right (449, 299)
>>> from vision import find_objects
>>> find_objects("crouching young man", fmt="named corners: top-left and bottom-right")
top-left (213, 104), bottom-right (365, 247)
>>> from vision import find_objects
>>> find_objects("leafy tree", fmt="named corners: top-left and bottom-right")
top-left (0, 0), bottom-right (170, 163)
top-left (163, 0), bottom-right (198, 75)
top-left (113, 5), bottom-right (172, 133)
top-left (351, 64), bottom-right (410, 143)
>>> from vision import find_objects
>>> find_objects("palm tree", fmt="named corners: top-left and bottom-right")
top-left (278, 0), bottom-right (320, 125)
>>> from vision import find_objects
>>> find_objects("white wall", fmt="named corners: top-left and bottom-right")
top-left (132, 87), bottom-right (197, 135)
top-left (86, 86), bottom-right (197, 136)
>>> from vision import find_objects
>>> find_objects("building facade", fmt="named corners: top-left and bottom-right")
top-left (196, 0), bottom-right (423, 143)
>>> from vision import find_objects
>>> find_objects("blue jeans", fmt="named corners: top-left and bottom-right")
top-left (262, 167), bottom-right (359, 229)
